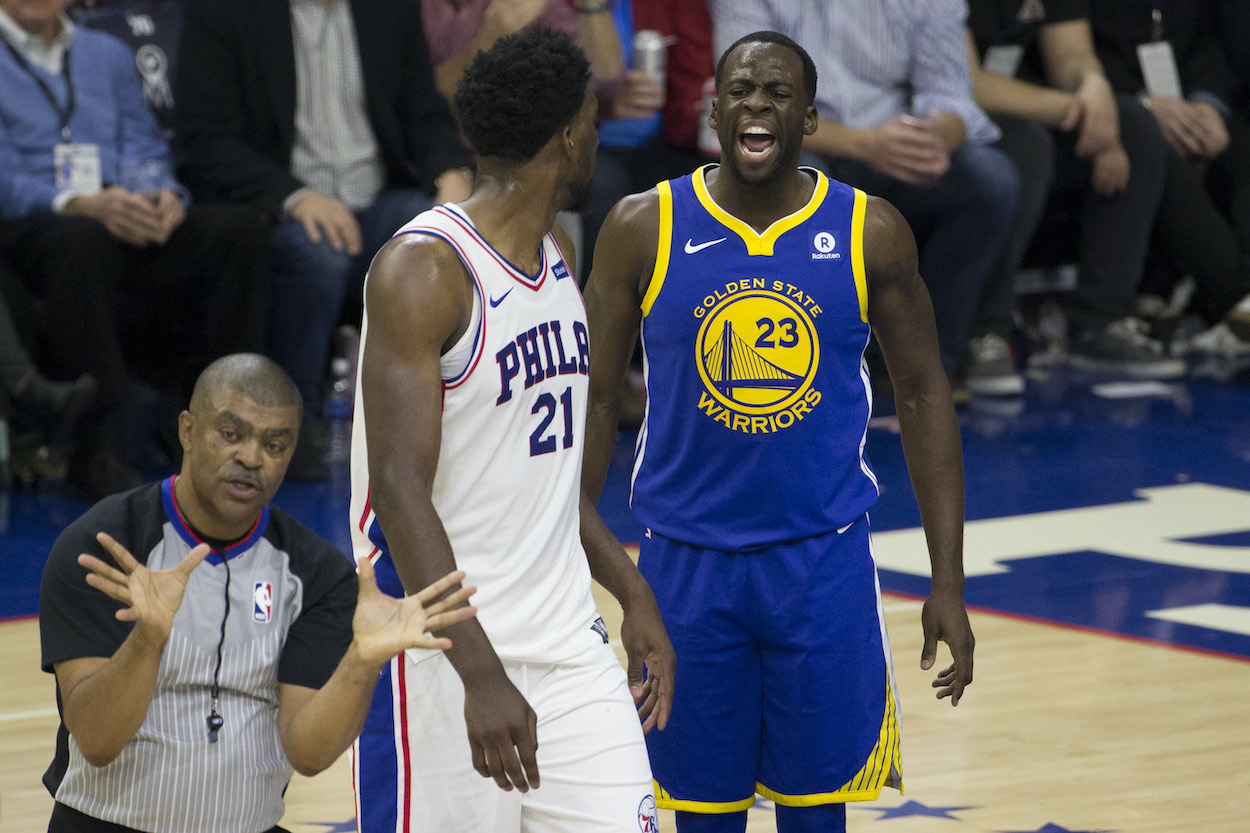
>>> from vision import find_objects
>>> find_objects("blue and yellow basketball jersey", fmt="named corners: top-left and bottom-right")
top-left (631, 165), bottom-right (879, 551)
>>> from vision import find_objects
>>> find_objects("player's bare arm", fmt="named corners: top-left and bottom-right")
top-left (361, 234), bottom-right (541, 792)
top-left (864, 196), bottom-right (975, 705)
top-left (581, 189), bottom-right (660, 497)
top-left (579, 189), bottom-right (675, 732)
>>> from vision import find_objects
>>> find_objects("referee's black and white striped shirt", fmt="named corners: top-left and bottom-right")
top-left (40, 478), bottom-right (356, 833)
top-left (708, 0), bottom-right (1001, 145)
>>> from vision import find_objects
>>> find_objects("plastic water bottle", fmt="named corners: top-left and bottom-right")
top-left (324, 357), bottom-right (353, 463)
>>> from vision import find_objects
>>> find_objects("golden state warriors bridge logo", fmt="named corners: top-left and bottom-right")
top-left (694, 278), bottom-right (822, 434)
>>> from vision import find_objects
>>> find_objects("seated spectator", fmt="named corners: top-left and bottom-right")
top-left (38, 352), bottom-right (476, 833)
top-left (424, 0), bottom-right (622, 104)
top-left (709, 0), bottom-right (1021, 396)
top-left (174, 0), bottom-right (473, 480)
top-left (0, 0), bottom-right (271, 497)
top-left (582, 0), bottom-right (717, 279)
top-left (423, 0), bottom-right (659, 278)
top-left (1212, 0), bottom-right (1250, 103)
top-left (1090, 0), bottom-right (1250, 345)
top-left (965, 0), bottom-right (1183, 379)
top-left (0, 260), bottom-right (98, 452)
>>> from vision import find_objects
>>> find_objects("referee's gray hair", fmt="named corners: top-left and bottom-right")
top-left (190, 353), bottom-right (302, 417)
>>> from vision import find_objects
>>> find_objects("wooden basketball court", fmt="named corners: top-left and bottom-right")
top-left (5, 580), bottom-right (1248, 833)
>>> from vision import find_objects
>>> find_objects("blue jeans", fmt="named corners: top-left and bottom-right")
top-left (803, 145), bottom-right (1019, 374)
top-left (269, 189), bottom-right (435, 413)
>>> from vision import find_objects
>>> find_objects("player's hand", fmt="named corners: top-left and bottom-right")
top-left (349, 558), bottom-right (477, 667)
top-left (920, 585), bottom-right (974, 705)
top-left (289, 191), bottom-right (363, 255)
top-left (620, 596), bottom-right (675, 732)
top-left (78, 532), bottom-right (209, 641)
top-left (463, 675), bottom-right (540, 792)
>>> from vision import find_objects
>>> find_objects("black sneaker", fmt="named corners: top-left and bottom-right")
top-left (1068, 318), bottom-right (1186, 379)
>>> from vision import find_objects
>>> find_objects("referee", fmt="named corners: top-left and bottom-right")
top-left (38, 354), bottom-right (476, 833)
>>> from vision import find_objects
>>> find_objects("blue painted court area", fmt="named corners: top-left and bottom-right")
top-left (4, 368), bottom-right (1250, 663)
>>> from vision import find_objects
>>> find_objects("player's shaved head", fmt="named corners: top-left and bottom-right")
top-left (189, 353), bottom-right (302, 417)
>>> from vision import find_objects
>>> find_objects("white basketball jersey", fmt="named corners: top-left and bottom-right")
top-left (349, 204), bottom-right (600, 664)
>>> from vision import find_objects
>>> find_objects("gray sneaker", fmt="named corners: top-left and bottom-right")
top-left (1225, 292), bottom-right (1250, 342)
top-left (963, 334), bottom-right (1024, 396)
top-left (1068, 317), bottom-right (1186, 379)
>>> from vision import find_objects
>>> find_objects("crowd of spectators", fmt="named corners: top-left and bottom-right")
top-left (1, 0), bottom-right (1247, 499)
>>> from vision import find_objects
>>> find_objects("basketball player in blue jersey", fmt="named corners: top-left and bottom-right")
top-left (582, 31), bottom-right (976, 833)
top-left (349, 25), bottom-right (673, 833)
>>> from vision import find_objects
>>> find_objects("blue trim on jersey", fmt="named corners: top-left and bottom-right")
top-left (395, 226), bottom-right (486, 388)
top-left (161, 475), bottom-right (269, 564)
top-left (436, 204), bottom-right (548, 289)
top-left (357, 660), bottom-right (400, 833)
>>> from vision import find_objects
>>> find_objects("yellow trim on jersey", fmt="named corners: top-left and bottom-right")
top-left (692, 165), bottom-right (828, 256)
top-left (654, 781), bottom-right (756, 813)
top-left (850, 187), bottom-right (869, 323)
top-left (757, 681), bottom-right (903, 807)
top-left (640, 180), bottom-right (673, 318)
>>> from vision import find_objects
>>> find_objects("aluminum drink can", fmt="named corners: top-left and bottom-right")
top-left (633, 29), bottom-right (667, 106)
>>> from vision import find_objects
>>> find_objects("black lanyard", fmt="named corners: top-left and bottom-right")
top-left (1, 34), bottom-right (75, 141)
top-left (1151, 1), bottom-right (1165, 43)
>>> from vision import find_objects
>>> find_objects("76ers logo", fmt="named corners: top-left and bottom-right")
top-left (638, 795), bottom-right (658, 832)
top-left (253, 582), bottom-right (272, 623)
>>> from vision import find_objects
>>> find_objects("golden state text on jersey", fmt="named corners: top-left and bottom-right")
top-left (630, 166), bottom-right (881, 551)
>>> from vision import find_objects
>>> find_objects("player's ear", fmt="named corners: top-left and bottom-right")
top-left (804, 104), bottom-right (818, 136)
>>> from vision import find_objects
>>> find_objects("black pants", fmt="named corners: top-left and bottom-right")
top-left (1154, 108), bottom-right (1250, 322)
top-left (976, 93), bottom-right (1169, 338)
top-left (49, 802), bottom-right (290, 832)
top-left (0, 203), bottom-right (271, 407)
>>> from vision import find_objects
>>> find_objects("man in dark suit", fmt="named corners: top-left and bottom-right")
top-left (1089, 0), bottom-right (1250, 344)
top-left (173, 0), bottom-right (473, 478)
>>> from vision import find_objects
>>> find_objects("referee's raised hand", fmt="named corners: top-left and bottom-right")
top-left (349, 558), bottom-right (478, 666)
top-left (79, 532), bottom-right (210, 642)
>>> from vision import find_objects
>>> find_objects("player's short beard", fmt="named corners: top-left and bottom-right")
top-left (567, 172), bottom-right (594, 214)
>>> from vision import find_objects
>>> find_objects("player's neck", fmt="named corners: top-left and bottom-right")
top-left (458, 174), bottom-right (560, 273)
top-left (706, 166), bottom-right (816, 234)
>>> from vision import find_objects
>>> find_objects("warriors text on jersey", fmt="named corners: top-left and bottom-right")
top-left (632, 164), bottom-right (881, 550)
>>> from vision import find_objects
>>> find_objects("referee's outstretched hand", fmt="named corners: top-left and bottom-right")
top-left (350, 557), bottom-right (477, 667)
top-left (79, 532), bottom-right (209, 640)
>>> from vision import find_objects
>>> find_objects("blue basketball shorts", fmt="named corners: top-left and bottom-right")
top-left (637, 517), bottom-right (902, 812)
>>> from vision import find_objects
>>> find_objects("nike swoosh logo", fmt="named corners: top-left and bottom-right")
top-left (488, 288), bottom-right (513, 308)
top-left (684, 237), bottom-right (728, 254)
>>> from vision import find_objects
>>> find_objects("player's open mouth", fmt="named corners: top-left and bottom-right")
top-left (739, 126), bottom-right (776, 159)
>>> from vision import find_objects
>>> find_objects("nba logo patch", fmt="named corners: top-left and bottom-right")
top-left (253, 582), bottom-right (272, 623)
top-left (553, 260), bottom-right (571, 281)
top-left (637, 795), bottom-right (658, 832)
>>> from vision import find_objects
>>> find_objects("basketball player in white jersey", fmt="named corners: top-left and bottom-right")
top-left (348, 25), bottom-right (674, 833)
